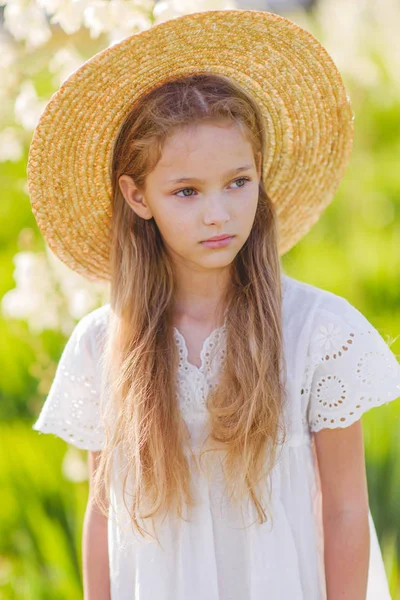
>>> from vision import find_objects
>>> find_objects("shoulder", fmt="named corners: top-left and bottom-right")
top-left (32, 303), bottom-right (111, 450)
top-left (282, 273), bottom-right (355, 328)
top-left (71, 303), bottom-right (111, 356)
top-left (281, 273), bottom-right (385, 368)
top-left (76, 302), bottom-right (111, 330)
top-left (283, 272), bottom-right (349, 309)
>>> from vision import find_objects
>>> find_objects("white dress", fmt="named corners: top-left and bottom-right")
top-left (33, 273), bottom-right (400, 600)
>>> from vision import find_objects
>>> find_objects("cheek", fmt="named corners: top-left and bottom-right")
top-left (235, 189), bottom-right (259, 228)
top-left (154, 206), bottom-right (195, 242)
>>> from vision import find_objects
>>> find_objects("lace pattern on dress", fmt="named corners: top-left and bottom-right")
top-left (32, 308), bottom-right (108, 451)
top-left (174, 324), bottom-right (227, 424)
top-left (32, 366), bottom-right (105, 450)
top-left (306, 302), bottom-right (400, 432)
top-left (174, 275), bottom-right (289, 426)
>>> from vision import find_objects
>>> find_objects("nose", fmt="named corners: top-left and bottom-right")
top-left (203, 194), bottom-right (231, 226)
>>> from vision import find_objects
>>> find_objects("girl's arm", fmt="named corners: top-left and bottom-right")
top-left (314, 420), bottom-right (370, 600)
top-left (82, 450), bottom-right (111, 600)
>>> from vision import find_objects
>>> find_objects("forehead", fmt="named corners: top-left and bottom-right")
top-left (153, 120), bottom-right (255, 178)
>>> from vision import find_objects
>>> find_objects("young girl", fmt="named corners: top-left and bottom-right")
top-left (29, 9), bottom-right (400, 600)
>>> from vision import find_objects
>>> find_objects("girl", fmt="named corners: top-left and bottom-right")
top-left (29, 10), bottom-right (400, 600)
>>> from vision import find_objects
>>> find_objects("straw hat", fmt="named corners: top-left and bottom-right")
top-left (27, 9), bottom-right (355, 283)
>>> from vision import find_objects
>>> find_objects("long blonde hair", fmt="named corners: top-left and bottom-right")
top-left (93, 73), bottom-right (288, 540)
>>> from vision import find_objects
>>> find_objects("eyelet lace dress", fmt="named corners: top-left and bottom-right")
top-left (33, 274), bottom-right (400, 600)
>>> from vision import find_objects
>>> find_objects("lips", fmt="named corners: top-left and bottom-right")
top-left (203, 234), bottom-right (232, 242)
top-left (200, 235), bottom-right (234, 249)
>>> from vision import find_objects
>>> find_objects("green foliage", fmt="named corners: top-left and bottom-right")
top-left (0, 422), bottom-right (87, 598)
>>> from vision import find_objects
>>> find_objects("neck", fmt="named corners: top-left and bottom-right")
top-left (172, 264), bottom-right (231, 327)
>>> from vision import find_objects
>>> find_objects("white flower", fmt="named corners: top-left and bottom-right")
top-left (311, 0), bottom-right (400, 93)
top-left (314, 322), bottom-right (344, 354)
top-left (1, 251), bottom-right (60, 333)
top-left (0, 127), bottom-right (24, 162)
top-left (0, 35), bottom-right (19, 105)
top-left (3, 0), bottom-right (52, 48)
top-left (153, 0), bottom-right (237, 23)
top-left (48, 45), bottom-right (85, 85)
top-left (84, 0), bottom-right (152, 39)
top-left (44, 0), bottom-right (89, 35)
top-left (2, 248), bottom-right (109, 334)
top-left (62, 447), bottom-right (89, 482)
top-left (14, 80), bottom-right (47, 131)
top-left (46, 246), bottom-right (109, 322)
top-left (0, 33), bottom-right (17, 67)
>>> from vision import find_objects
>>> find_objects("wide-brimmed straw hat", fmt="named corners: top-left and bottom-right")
top-left (27, 9), bottom-right (355, 283)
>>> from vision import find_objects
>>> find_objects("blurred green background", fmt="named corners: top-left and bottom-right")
top-left (1, 0), bottom-right (400, 598)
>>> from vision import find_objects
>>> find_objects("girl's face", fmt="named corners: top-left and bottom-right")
top-left (120, 120), bottom-right (261, 272)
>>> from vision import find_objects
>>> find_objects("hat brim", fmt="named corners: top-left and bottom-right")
top-left (27, 9), bottom-right (354, 282)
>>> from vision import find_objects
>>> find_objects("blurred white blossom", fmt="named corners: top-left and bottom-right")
top-left (46, 246), bottom-right (109, 323)
top-left (2, 247), bottom-right (109, 335)
top-left (0, 33), bottom-right (18, 68)
top-left (14, 80), bottom-right (48, 131)
top-left (62, 446), bottom-right (89, 482)
top-left (0, 127), bottom-right (24, 162)
top-left (37, 0), bottom-right (89, 34)
top-left (0, 36), bottom-right (19, 112)
top-left (312, 0), bottom-right (400, 93)
top-left (154, 0), bottom-right (237, 23)
top-left (1, 251), bottom-right (61, 333)
top-left (2, 0), bottom-right (52, 49)
top-left (83, 0), bottom-right (152, 40)
top-left (369, 0), bottom-right (400, 94)
top-left (48, 45), bottom-right (86, 85)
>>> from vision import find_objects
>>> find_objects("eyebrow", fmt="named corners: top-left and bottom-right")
top-left (167, 164), bottom-right (254, 185)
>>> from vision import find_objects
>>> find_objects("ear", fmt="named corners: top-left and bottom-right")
top-left (118, 175), bottom-right (153, 220)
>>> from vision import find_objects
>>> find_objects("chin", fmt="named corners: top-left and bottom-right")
top-left (200, 254), bottom-right (237, 270)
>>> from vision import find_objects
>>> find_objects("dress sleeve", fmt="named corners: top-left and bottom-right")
top-left (306, 294), bottom-right (400, 432)
top-left (32, 310), bottom-right (107, 450)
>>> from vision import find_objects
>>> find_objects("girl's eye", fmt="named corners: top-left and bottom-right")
top-left (175, 188), bottom-right (196, 198)
top-left (231, 177), bottom-right (250, 188)
top-left (174, 177), bottom-right (250, 198)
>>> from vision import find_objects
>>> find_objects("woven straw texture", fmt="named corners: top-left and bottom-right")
top-left (27, 9), bottom-right (355, 283)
